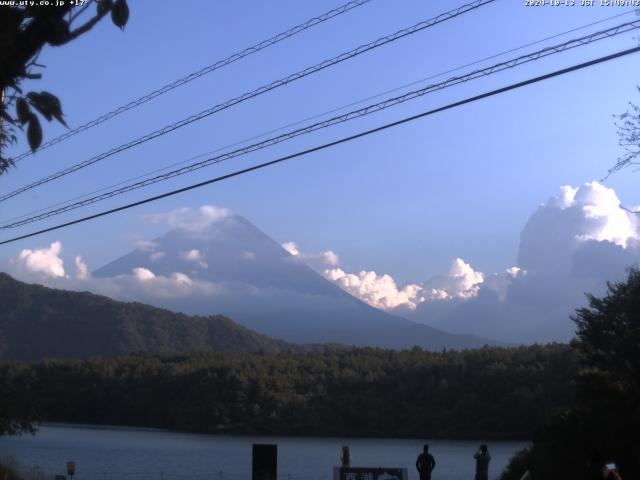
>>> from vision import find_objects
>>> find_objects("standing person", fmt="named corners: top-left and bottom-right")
top-left (416, 444), bottom-right (436, 480)
top-left (474, 445), bottom-right (491, 480)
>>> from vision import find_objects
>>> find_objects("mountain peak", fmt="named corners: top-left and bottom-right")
top-left (93, 214), bottom-right (503, 350)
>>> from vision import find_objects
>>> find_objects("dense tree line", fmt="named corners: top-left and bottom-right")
top-left (0, 343), bottom-right (576, 440)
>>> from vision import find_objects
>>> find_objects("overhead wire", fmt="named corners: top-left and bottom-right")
top-left (3, 7), bottom-right (631, 228)
top-left (1, 45), bottom-right (638, 246)
top-left (2, 19), bottom-right (639, 230)
top-left (0, 0), bottom-right (497, 203)
top-left (10, 0), bottom-right (374, 163)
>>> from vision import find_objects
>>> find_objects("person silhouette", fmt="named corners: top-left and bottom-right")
top-left (474, 444), bottom-right (491, 480)
top-left (416, 444), bottom-right (436, 480)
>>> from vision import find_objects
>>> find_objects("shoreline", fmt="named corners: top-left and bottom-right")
top-left (36, 421), bottom-right (533, 443)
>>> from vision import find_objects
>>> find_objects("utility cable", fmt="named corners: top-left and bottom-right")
top-left (2, 20), bottom-right (639, 230)
top-left (0, 0), bottom-right (496, 203)
top-left (1, 45), bottom-right (638, 246)
top-left (11, 0), bottom-right (373, 163)
top-left (2, 8), bottom-right (631, 227)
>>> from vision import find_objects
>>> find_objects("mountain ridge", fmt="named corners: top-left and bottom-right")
top-left (0, 272), bottom-right (296, 361)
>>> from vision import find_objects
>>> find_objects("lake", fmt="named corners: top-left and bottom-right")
top-left (0, 424), bottom-right (527, 480)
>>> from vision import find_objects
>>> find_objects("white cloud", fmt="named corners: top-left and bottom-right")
top-left (75, 256), bottom-right (88, 280)
top-left (573, 182), bottom-right (638, 247)
top-left (133, 267), bottom-right (156, 281)
top-left (325, 268), bottom-right (425, 310)
top-left (180, 249), bottom-right (208, 268)
top-left (325, 258), bottom-right (486, 311)
top-left (402, 182), bottom-right (640, 343)
top-left (519, 182), bottom-right (639, 275)
top-left (150, 251), bottom-right (166, 262)
top-left (135, 240), bottom-right (158, 252)
top-left (145, 205), bottom-right (231, 231)
top-left (181, 249), bottom-right (202, 261)
top-left (114, 269), bottom-right (216, 300)
top-left (282, 241), bottom-right (339, 266)
top-left (16, 242), bottom-right (66, 278)
top-left (322, 250), bottom-right (340, 266)
top-left (282, 242), bottom-right (299, 256)
top-left (424, 258), bottom-right (484, 300)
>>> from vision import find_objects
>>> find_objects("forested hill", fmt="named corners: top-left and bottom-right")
top-left (0, 344), bottom-right (577, 439)
top-left (0, 273), bottom-right (295, 361)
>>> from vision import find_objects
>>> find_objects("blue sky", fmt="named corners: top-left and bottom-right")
top-left (1, 0), bottom-right (639, 286)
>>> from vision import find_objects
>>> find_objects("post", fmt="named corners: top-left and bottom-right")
top-left (252, 444), bottom-right (277, 480)
top-left (66, 462), bottom-right (76, 480)
top-left (341, 446), bottom-right (350, 467)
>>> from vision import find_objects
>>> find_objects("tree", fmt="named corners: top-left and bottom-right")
top-left (501, 268), bottom-right (640, 479)
top-left (0, 362), bottom-right (38, 435)
top-left (0, 0), bottom-right (130, 175)
top-left (610, 87), bottom-right (640, 176)
top-left (571, 268), bottom-right (640, 477)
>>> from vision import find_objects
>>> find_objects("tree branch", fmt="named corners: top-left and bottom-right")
top-left (64, 9), bottom-right (109, 43)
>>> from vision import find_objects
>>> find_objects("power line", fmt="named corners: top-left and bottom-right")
top-left (2, 9), bottom-right (631, 228)
top-left (0, 0), bottom-right (496, 204)
top-left (10, 0), bottom-right (373, 163)
top-left (3, 19), bottom-right (639, 230)
top-left (1, 45), bottom-right (638, 246)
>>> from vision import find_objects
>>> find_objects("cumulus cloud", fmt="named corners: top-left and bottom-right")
top-left (325, 258), bottom-right (487, 311)
top-left (320, 182), bottom-right (639, 343)
top-left (75, 256), bottom-right (89, 280)
top-left (15, 242), bottom-right (66, 278)
top-left (325, 268), bottom-right (424, 310)
top-left (133, 267), bottom-right (156, 281)
top-left (424, 258), bottom-right (485, 300)
top-left (518, 182), bottom-right (639, 274)
top-left (282, 241), bottom-right (339, 266)
top-left (145, 205), bottom-right (231, 231)
top-left (401, 182), bottom-right (640, 343)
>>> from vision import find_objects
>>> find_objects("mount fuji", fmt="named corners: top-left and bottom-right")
top-left (94, 214), bottom-right (500, 349)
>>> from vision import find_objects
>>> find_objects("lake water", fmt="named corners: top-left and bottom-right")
top-left (0, 424), bottom-right (527, 480)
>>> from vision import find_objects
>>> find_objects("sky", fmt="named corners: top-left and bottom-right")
top-left (1, 0), bottom-right (639, 291)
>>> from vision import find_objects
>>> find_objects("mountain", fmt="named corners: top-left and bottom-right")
top-left (0, 273), bottom-right (295, 361)
top-left (93, 214), bottom-right (502, 350)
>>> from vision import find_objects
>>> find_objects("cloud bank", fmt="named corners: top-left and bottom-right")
top-left (322, 182), bottom-right (639, 343)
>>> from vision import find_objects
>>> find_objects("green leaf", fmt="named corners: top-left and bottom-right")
top-left (26, 114), bottom-right (43, 152)
top-left (111, 0), bottom-right (129, 30)
top-left (16, 98), bottom-right (30, 125)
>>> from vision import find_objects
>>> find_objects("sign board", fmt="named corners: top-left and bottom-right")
top-left (66, 462), bottom-right (76, 477)
top-left (333, 467), bottom-right (407, 480)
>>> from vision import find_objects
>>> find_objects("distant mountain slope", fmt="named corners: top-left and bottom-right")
top-left (94, 214), bottom-right (503, 350)
top-left (0, 273), bottom-right (294, 361)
